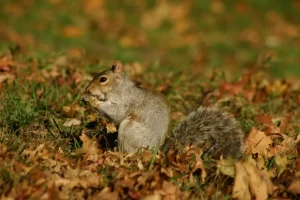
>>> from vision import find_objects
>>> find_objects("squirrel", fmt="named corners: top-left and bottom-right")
top-left (82, 60), bottom-right (244, 159)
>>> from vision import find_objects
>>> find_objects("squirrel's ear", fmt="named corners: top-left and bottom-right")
top-left (111, 60), bottom-right (123, 73)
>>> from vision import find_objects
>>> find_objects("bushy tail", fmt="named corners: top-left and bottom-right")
top-left (164, 107), bottom-right (244, 159)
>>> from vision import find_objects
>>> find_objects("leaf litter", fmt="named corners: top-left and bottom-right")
top-left (1, 0), bottom-right (300, 199)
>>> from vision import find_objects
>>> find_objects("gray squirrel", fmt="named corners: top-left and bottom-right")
top-left (82, 60), bottom-right (244, 159)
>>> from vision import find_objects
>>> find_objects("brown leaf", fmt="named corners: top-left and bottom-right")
top-left (106, 122), bottom-right (117, 133)
top-left (295, 136), bottom-right (300, 173)
top-left (255, 115), bottom-right (273, 127)
top-left (279, 115), bottom-right (291, 134)
top-left (61, 26), bottom-right (84, 38)
top-left (232, 162), bottom-right (251, 200)
top-left (22, 144), bottom-right (50, 162)
top-left (268, 134), bottom-right (297, 156)
top-left (142, 194), bottom-right (161, 200)
top-left (233, 162), bottom-right (272, 200)
top-left (186, 148), bottom-right (206, 182)
top-left (287, 178), bottom-right (300, 195)
top-left (73, 133), bottom-right (101, 157)
top-left (244, 128), bottom-right (273, 157)
top-left (0, 72), bottom-right (15, 84)
top-left (245, 162), bottom-right (271, 200)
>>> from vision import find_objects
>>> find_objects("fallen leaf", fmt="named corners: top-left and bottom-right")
top-left (0, 73), bottom-right (15, 83)
top-left (244, 128), bottom-right (273, 157)
top-left (73, 133), bottom-right (100, 157)
top-left (266, 79), bottom-right (289, 95)
top-left (187, 149), bottom-right (206, 182)
top-left (63, 118), bottom-right (81, 127)
top-left (268, 134), bottom-right (297, 156)
top-left (295, 138), bottom-right (300, 173)
top-left (142, 194), bottom-right (161, 200)
top-left (217, 156), bottom-right (235, 177)
top-left (287, 178), bottom-right (300, 195)
top-left (106, 122), bottom-right (117, 133)
top-left (274, 155), bottom-right (288, 177)
top-left (61, 26), bottom-right (84, 38)
top-left (233, 162), bottom-right (272, 200)
top-left (232, 162), bottom-right (251, 200)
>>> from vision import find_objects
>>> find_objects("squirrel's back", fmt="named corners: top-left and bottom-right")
top-left (165, 107), bottom-right (244, 159)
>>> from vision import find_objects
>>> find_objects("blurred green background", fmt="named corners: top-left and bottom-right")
top-left (1, 0), bottom-right (299, 77)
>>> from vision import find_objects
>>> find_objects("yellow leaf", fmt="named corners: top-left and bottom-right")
top-left (62, 26), bottom-right (84, 38)
top-left (217, 156), bottom-right (235, 177)
top-left (274, 155), bottom-right (288, 177)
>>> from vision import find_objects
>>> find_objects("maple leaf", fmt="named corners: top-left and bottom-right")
top-left (244, 128), bottom-right (273, 157)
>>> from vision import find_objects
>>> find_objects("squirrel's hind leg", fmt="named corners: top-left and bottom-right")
top-left (118, 117), bottom-right (160, 153)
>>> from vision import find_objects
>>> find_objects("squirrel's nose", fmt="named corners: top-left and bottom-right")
top-left (86, 87), bottom-right (91, 93)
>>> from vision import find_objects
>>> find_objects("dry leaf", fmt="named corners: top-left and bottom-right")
top-left (287, 178), bottom-right (300, 195)
top-left (106, 122), bottom-right (117, 133)
top-left (61, 26), bottom-right (84, 38)
top-left (0, 73), bottom-right (15, 83)
top-left (142, 194), bottom-right (161, 200)
top-left (73, 133), bottom-right (100, 157)
top-left (233, 162), bottom-right (272, 200)
top-left (232, 162), bottom-right (251, 200)
top-left (141, 1), bottom-right (169, 29)
top-left (217, 156), bottom-right (235, 177)
top-left (268, 134), bottom-right (297, 156)
top-left (187, 149), bottom-right (206, 182)
top-left (274, 155), bottom-right (288, 177)
top-left (296, 138), bottom-right (300, 173)
top-left (244, 128), bottom-right (273, 157)
top-left (63, 118), bottom-right (81, 127)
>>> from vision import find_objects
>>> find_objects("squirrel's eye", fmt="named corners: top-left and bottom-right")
top-left (99, 77), bottom-right (107, 83)
top-left (99, 77), bottom-right (107, 82)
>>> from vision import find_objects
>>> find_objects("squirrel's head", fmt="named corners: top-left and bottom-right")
top-left (83, 60), bottom-right (125, 102)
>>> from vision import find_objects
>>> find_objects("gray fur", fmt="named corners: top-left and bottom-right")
top-left (165, 107), bottom-right (244, 159)
top-left (90, 73), bottom-right (170, 152)
top-left (83, 61), bottom-right (244, 159)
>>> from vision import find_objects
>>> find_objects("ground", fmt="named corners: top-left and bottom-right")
top-left (0, 0), bottom-right (300, 199)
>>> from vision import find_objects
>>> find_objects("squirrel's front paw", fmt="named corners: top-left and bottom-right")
top-left (81, 94), bottom-right (101, 108)
top-left (81, 94), bottom-right (90, 105)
